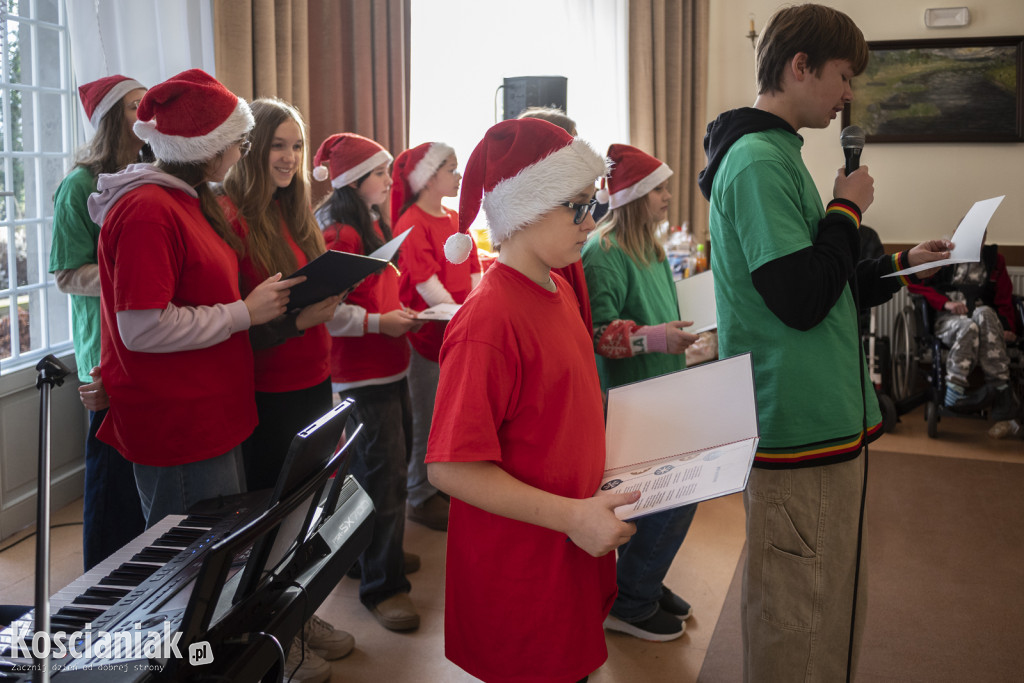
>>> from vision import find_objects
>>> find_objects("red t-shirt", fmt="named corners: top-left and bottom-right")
top-left (553, 259), bottom-right (594, 334)
top-left (321, 220), bottom-right (410, 382)
top-left (98, 184), bottom-right (256, 466)
top-left (426, 262), bottom-right (615, 683)
top-left (221, 197), bottom-right (330, 393)
top-left (394, 204), bottom-right (480, 362)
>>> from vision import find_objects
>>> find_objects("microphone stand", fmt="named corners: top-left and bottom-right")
top-left (32, 355), bottom-right (71, 683)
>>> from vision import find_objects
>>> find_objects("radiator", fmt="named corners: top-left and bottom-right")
top-left (872, 266), bottom-right (1024, 340)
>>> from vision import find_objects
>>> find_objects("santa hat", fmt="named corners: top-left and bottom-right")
top-left (312, 133), bottom-right (393, 189)
top-left (78, 75), bottom-right (145, 128)
top-left (132, 69), bottom-right (253, 164)
top-left (390, 141), bottom-right (455, 221)
top-left (447, 118), bottom-right (607, 264)
top-left (604, 144), bottom-right (673, 210)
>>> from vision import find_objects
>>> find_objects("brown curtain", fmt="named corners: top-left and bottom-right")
top-left (213, 0), bottom-right (311, 119)
top-left (629, 0), bottom-right (709, 244)
top-left (307, 0), bottom-right (411, 209)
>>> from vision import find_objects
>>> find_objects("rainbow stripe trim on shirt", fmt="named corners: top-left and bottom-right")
top-left (892, 251), bottom-right (913, 287)
top-left (825, 199), bottom-right (861, 229)
top-left (754, 420), bottom-right (883, 468)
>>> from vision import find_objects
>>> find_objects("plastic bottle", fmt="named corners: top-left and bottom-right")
top-left (665, 222), bottom-right (692, 279)
top-left (693, 242), bottom-right (708, 274)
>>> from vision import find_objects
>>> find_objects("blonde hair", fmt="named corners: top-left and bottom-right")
top-left (516, 107), bottom-right (578, 136)
top-left (222, 98), bottom-right (325, 285)
top-left (593, 196), bottom-right (665, 268)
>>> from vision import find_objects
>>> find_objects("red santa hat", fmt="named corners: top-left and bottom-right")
top-left (390, 141), bottom-right (455, 221)
top-left (604, 144), bottom-right (673, 210)
top-left (447, 118), bottom-right (607, 264)
top-left (78, 74), bottom-right (146, 128)
top-left (132, 69), bottom-right (253, 164)
top-left (312, 133), bottom-right (393, 189)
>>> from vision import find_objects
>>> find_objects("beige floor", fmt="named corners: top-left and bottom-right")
top-left (0, 405), bottom-right (1019, 682)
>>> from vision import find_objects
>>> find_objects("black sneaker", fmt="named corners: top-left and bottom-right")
top-left (603, 607), bottom-right (684, 642)
top-left (659, 585), bottom-right (693, 620)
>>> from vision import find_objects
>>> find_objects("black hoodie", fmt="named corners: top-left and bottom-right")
top-left (697, 108), bottom-right (905, 331)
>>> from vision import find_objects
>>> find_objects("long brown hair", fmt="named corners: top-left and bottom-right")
top-left (222, 98), bottom-right (324, 280)
top-left (157, 158), bottom-right (243, 256)
top-left (75, 96), bottom-right (144, 176)
top-left (314, 177), bottom-right (392, 256)
top-left (593, 197), bottom-right (665, 268)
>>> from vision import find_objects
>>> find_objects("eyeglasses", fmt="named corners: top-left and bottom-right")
top-left (238, 139), bottom-right (252, 157)
top-left (560, 197), bottom-right (599, 225)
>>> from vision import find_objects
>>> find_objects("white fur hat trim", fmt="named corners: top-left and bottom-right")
top-left (329, 149), bottom-right (394, 189)
top-left (133, 98), bottom-right (254, 164)
top-left (608, 163), bottom-right (673, 210)
top-left (408, 142), bottom-right (455, 194)
top-left (483, 137), bottom-right (607, 246)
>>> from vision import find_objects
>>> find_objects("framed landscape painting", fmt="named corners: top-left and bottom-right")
top-left (842, 36), bottom-right (1024, 143)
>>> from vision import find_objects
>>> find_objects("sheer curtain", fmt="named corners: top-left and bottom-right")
top-left (408, 0), bottom-right (628, 221)
top-left (65, 0), bottom-right (216, 135)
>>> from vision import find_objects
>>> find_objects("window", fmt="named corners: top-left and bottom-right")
top-left (0, 0), bottom-right (75, 373)
top-left (409, 0), bottom-right (628, 229)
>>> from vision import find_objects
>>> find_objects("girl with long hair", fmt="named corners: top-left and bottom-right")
top-left (390, 141), bottom-right (480, 532)
top-left (49, 75), bottom-right (149, 570)
top-left (581, 144), bottom-right (699, 642)
top-left (311, 133), bottom-right (420, 633)
top-left (220, 97), bottom-right (357, 682)
top-left (89, 69), bottom-right (293, 529)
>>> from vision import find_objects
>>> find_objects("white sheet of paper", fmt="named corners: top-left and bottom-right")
top-left (416, 303), bottom-right (461, 321)
top-left (884, 195), bottom-right (1004, 277)
top-left (599, 353), bottom-right (759, 520)
top-left (368, 228), bottom-right (411, 261)
top-left (598, 438), bottom-right (758, 520)
top-left (675, 270), bottom-right (717, 332)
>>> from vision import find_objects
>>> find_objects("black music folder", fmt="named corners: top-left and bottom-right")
top-left (285, 230), bottom-right (410, 311)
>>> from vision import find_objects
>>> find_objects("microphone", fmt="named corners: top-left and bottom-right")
top-left (840, 125), bottom-right (865, 175)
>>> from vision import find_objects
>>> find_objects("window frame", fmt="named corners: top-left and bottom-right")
top-left (0, 0), bottom-right (77, 375)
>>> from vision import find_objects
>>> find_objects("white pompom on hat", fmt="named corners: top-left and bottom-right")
top-left (132, 69), bottom-right (253, 164)
top-left (448, 118), bottom-right (608, 264)
top-left (78, 74), bottom-right (146, 128)
top-left (604, 143), bottom-right (673, 210)
top-left (311, 133), bottom-right (393, 188)
top-left (390, 141), bottom-right (455, 222)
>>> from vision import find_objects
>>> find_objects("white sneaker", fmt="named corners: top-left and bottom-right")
top-left (304, 614), bottom-right (355, 660)
top-left (284, 638), bottom-right (331, 683)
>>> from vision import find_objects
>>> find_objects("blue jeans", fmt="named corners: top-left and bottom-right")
top-left (83, 408), bottom-right (145, 570)
top-left (406, 348), bottom-right (440, 507)
top-left (611, 503), bottom-right (697, 622)
top-left (338, 379), bottom-right (413, 608)
top-left (132, 446), bottom-right (246, 528)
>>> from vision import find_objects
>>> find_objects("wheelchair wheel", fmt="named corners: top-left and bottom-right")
top-left (878, 393), bottom-right (898, 434)
top-left (926, 400), bottom-right (939, 438)
top-left (890, 305), bottom-right (917, 402)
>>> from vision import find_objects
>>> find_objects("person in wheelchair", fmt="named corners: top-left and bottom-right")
top-left (908, 239), bottom-right (1020, 438)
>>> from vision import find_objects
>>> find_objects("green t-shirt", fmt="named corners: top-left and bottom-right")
top-left (708, 128), bottom-right (880, 451)
top-left (582, 232), bottom-right (686, 392)
top-left (49, 166), bottom-right (100, 382)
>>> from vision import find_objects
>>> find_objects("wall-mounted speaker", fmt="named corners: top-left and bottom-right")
top-left (501, 76), bottom-right (568, 120)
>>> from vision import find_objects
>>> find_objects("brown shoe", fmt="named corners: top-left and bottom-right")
top-left (407, 493), bottom-right (449, 531)
top-left (370, 593), bottom-right (420, 631)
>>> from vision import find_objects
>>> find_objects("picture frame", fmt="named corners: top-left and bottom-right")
top-left (841, 36), bottom-right (1024, 143)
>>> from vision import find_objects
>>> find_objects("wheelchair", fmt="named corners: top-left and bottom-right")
top-left (890, 293), bottom-right (1024, 438)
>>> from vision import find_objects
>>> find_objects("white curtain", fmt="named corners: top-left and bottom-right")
top-left (65, 0), bottom-right (216, 135)
top-left (408, 0), bottom-right (629, 221)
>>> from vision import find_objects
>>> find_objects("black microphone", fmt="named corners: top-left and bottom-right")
top-left (840, 125), bottom-right (865, 175)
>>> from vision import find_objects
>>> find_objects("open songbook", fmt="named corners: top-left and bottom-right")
top-left (285, 230), bottom-right (411, 311)
top-left (597, 352), bottom-right (759, 520)
top-left (675, 269), bottom-right (717, 333)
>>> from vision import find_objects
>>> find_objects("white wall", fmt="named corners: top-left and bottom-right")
top-left (707, 0), bottom-right (1024, 246)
